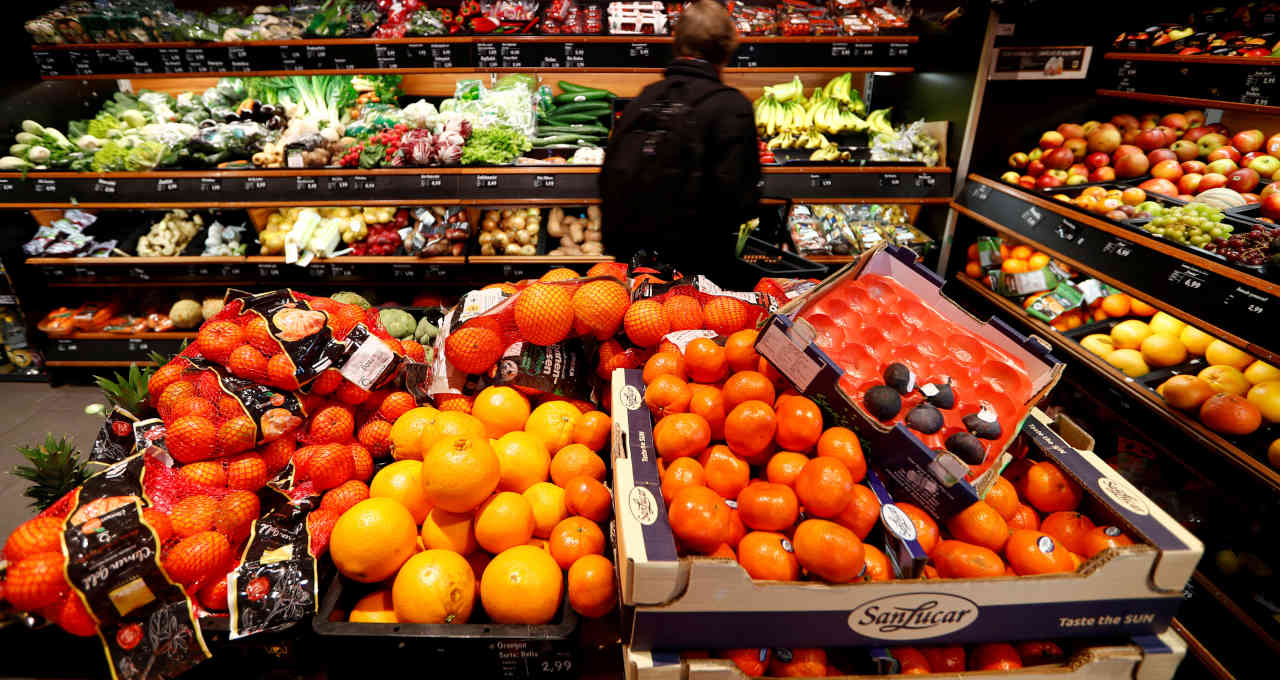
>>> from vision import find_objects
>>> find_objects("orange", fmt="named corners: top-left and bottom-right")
top-left (966, 243), bottom-right (980, 260)
top-left (765, 451), bottom-right (810, 487)
top-left (737, 481), bottom-right (799, 531)
top-left (1005, 530), bottom-right (1075, 575)
top-left (725, 508), bottom-right (747, 547)
top-left (775, 395), bottom-right (823, 453)
top-left (435, 393), bottom-right (473, 413)
top-left (722, 371), bottom-right (776, 412)
top-left (645, 374), bottom-right (692, 418)
top-left (863, 544), bottom-right (892, 581)
top-left (1040, 511), bottom-right (1096, 554)
top-left (1007, 503), bottom-right (1041, 531)
top-left (571, 279), bottom-right (629, 340)
top-left (758, 356), bottom-right (784, 386)
top-left (549, 443), bottom-right (606, 486)
top-left (661, 457), bottom-right (707, 504)
top-left (964, 261), bottom-right (984, 279)
top-left (709, 543), bottom-right (736, 560)
top-left (1159, 375), bottom-right (1216, 410)
top-left (523, 482), bottom-right (568, 538)
top-left (685, 338), bottom-right (728, 383)
top-left (654, 413), bottom-right (712, 462)
top-left (725, 329), bottom-right (760, 373)
top-left (984, 476), bottom-right (1019, 521)
top-left (472, 386), bottom-right (531, 439)
top-left (419, 411), bottom-right (488, 455)
top-left (794, 457), bottom-right (854, 518)
top-left (662, 295), bottom-right (705, 331)
top-left (421, 435), bottom-right (501, 514)
top-left (525, 401), bottom-right (582, 453)
top-left (540, 267), bottom-right (580, 282)
top-left (724, 400), bottom-right (777, 464)
top-left (689, 384), bottom-right (727, 440)
top-left (835, 483), bottom-right (880, 540)
top-left (816, 427), bottom-right (866, 483)
top-left (1080, 525), bottom-right (1134, 558)
top-left (623, 299), bottom-right (670, 348)
top-left (514, 283), bottom-right (574, 346)
top-left (567, 554), bottom-right (616, 618)
top-left (330, 498), bottom-right (419, 583)
top-left (668, 485), bottom-right (732, 553)
top-left (348, 590), bottom-right (398, 623)
top-left (922, 646), bottom-right (967, 673)
top-left (1017, 641), bottom-right (1064, 665)
top-left (369, 460), bottom-right (433, 524)
top-left (643, 352), bottom-right (686, 384)
top-left (970, 643), bottom-right (1023, 671)
top-left (1099, 293), bottom-right (1131, 318)
top-left (891, 647), bottom-right (932, 675)
top-left (571, 411), bottom-right (611, 452)
top-left (1027, 252), bottom-right (1050, 270)
top-left (445, 325), bottom-right (504, 375)
top-left (389, 406), bottom-right (439, 460)
top-left (1200, 393), bottom-right (1263, 435)
top-left (703, 297), bottom-right (750, 336)
top-left (738, 531), bottom-right (799, 581)
top-left (1020, 461), bottom-right (1082, 513)
top-left (563, 476), bottom-right (612, 523)
top-left (474, 492), bottom-right (536, 554)
top-left (897, 503), bottom-right (939, 555)
top-left (392, 550), bottom-right (476, 624)
top-left (548, 516), bottom-right (605, 569)
top-left (700, 445), bottom-right (750, 500)
top-left (723, 649), bottom-right (770, 676)
top-left (793, 519), bottom-right (865, 583)
top-left (1130, 298), bottom-right (1157, 316)
top-left (1010, 245), bottom-right (1033, 260)
top-left (932, 540), bottom-right (1006, 579)
top-left (946, 501), bottom-right (1010, 552)
top-left (480, 545), bottom-right (563, 624)
top-left (768, 648), bottom-right (827, 677)
top-left (491, 431), bottom-right (551, 493)
top-left (1001, 259), bottom-right (1028, 274)
top-left (421, 507), bottom-right (478, 554)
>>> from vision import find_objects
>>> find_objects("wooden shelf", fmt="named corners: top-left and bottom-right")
top-left (467, 255), bottom-right (614, 264)
top-left (1096, 89), bottom-right (1280, 115)
top-left (57, 332), bottom-right (196, 340)
top-left (26, 256), bottom-right (245, 266)
top-left (46, 360), bottom-right (155, 367)
top-left (807, 255), bottom-right (857, 263)
top-left (1172, 620), bottom-right (1235, 680)
top-left (956, 274), bottom-right (1280, 495)
top-left (1192, 571), bottom-right (1280, 659)
top-left (1104, 52), bottom-right (1280, 66)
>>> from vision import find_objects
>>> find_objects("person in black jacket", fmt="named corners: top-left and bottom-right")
top-left (600, 0), bottom-right (762, 277)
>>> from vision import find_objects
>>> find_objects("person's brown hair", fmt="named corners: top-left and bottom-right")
top-left (673, 0), bottom-right (739, 66)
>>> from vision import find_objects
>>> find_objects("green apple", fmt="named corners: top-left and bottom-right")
top-left (1247, 154), bottom-right (1280, 177)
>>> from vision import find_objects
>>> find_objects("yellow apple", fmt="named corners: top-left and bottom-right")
top-left (1198, 365), bottom-right (1250, 396)
top-left (1148, 312), bottom-right (1187, 337)
top-left (1141, 333), bottom-right (1188, 368)
top-left (1179, 326), bottom-right (1214, 356)
top-left (1244, 360), bottom-right (1280, 385)
top-left (1205, 340), bottom-right (1253, 371)
top-left (1080, 334), bottom-right (1115, 357)
top-left (1247, 381), bottom-right (1280, 423)
top-left (1110, 320), bottom-right (1152, 350)
top-left (1105, 349), bottom-right (1149, 377)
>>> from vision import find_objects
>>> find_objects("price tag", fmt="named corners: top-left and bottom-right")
top-left (375, 44), bottom-right (399, 68)
top-left (130, 50), bottom-right (155, 74)
top-left (46, 267), bottom-right (68, 280)
top-left (431, 43), bottom-right (454, 68)
top-left (564, 43), bottom-right (585, 68)
top-left (351, 175), bottom-right (377, 191)
top-left (499, 42), bottom-right (523, 68)
top-left (1101, 238), bottom-right (1133, 258)
top-left (630, 43), bottom-right (651, 58)
top-left (33, 51), bottom-right (58, 76)
top-left (332, 54), bottom-right (354, 70)
top-left (329, 263), bottom-right (357, 278)
top-left (34, 178), bottom-right (57, 193)
top-left (420, 174), bottom-right (443, 188)
top-left (880, 174), bottom-right (902, 190)
top-left (328, 176), bottom-right (351, 191)
top-left (475, 174), bottom-right (500, 189)
top-left (854, 44), bottom-right (875, 58)
top-left (1168, 263), bottom-right (1208, 290)
top-left (477, 43), bottom-right (498, 68)
top-left (534, 174), bottom-right (556, 189)
top-left (733, 43), bottom-right (759, 67)
top-left (809, 173), bottom-right (833, 188)
top-left (969, 183), bottom-right (990, 201)
top-left (182, 48), bottom-right (207, 72)
top-left (156, 178), bottom-right (178, 192)
top-left (887, 43), bottom-right (912, 58)
top-left (1242, 66), bottom-right (1278, 106)
top-left (257, 262), bottom-right (281, 279)
top-left (73, 267), bottom-right (96, 278)
top-left (1055, 218), bottom-right (1079, 242)
top-left (199, 178), bottom-right (221, 193)
top-left (305, 45), bottom-right (328, 68)
top-left (220, 264), bottom-right (243, 277)
top-left (425, 265), bottom-right (448, 280)
top-left (94, 179), bottom-right (117, 194)
top-left (127, 338), bottom-right (150, 354)
top-left (67, 50), bottom-right (94, 75)
top-left (1222, 286), bottom-right (1272, 319)
top-left (56, 341), bottom-right (78, 353)
top-left (0, 178), bottom-right (12, 192)
top-left (308, 263), bottom-right (328, 278)
top-left (915, 174), bottom-right (937, 188)
top-left (244, 176), bottom-right (267, 191)
top-left (159, 48), bottom-right (183, 72)
top-left (392, 264), bottom-right (416, 280)
top-left (128, 267), bottom-right (150, 281)
top-left (296, 176), bottom-right (318, 191)
top-left (1020, 206), bottom-right (1043, 229)
top-left (227, 46), bottom-right (251, 71)
top-left (831, 43), bottom-right (851, 58)
top-left (279, 45), bottom-right (304, 70)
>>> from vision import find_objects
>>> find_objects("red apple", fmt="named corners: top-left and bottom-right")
top-left (1181, 160), bottom-right (1208, 175)
top-left (1082, 120), bottom-right (1101, 134)
top-left (1036, 174), bottom-right (1064, 189)
top-left (1028, 148), bottom-right (1043, 161)
top-left (1156, 126), bottom-right (1178, 146)
top-left (1262, 183), bottom-right (1279, 199)
top-left (1008, 152), bottom-right (1029, 168)
top-left (1147, 148), bottom-right (1177, 165)
top-left (1183, 126), bottom-right (1215, 142)
top-left (1232, 129), bottom-right (1265, 153)
top-left (1139, 116), bottom-right (1158, 131)
top-left (1040, 130), bottom-right (1065, 149)
top-left (1068, 163), bottom-right (1089, 177)
top-left (1027, 159), bottom-right (1046, 177)
top-left (1122, 127), bottom-right (1143, 145)
top-left (1159, 113), bottom-right (1188, 133)
top-left (1242, 151), bottom-right (1263, 165)
top-left (1111, 114), bottom-right (1139, 130)
top-left (1018, 175), bottom-right (1038, 190)
top-left (1207, 145), bottom-right (1242, 164)
top-left (1178, 173), bottom-right (1204, 194)
top-left (1242, 193), bottom-right (1260, 204)
top-left (1114, 144), bottom-right (1143, 160)
top-left (1085, 151), bottom-right (1111, 170)
top-left (1043, 146), bottom-right (1075, 170)
top-left (1226, 168), bottom-right (1260, 193)
top-left (1266, 133), bottom-right (1280, 156)
top-left (1088, 167), bottom-right (1116, 182)
top-left (1207, 158), bottom-right (1238, 175)
top-left (1063, 138), bottom-right (1088, 160)
top-left (1047, 169), bottom-right (1069, 180)
top-left (1057, 123), bottom-right (1085, 139)
top-left (1087, 126), bottom-right (1122, 153)
top-left (1066, 175), bottom-right (1088, 186)
top-left (1261, 193), bottom-right (1280, 221)
top-left (1198, 173), bottom-right (1229, 192)
top-left (1170, 140), bottom-right (1199, 162)
top-left (1184, 110), bottom-right (1206, 128)
top-left (1151, 159), bottom-right (1183, 181)
top-left (1000, 171), bottom-right (1021, 183)
top-left (1115, 152), bottom-right (1150, 179)
top-left (1139, 178), bottom-right (1179, 197)
top-left (1208, 123), bottom-right (1230, 135)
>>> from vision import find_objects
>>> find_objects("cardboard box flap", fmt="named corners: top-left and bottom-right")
top-left (1134, 629), bottom-right (1187, 680)
top-left (1022, 409), bottom-right (1203, 593)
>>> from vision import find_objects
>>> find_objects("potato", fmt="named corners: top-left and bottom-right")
top-left (582, 242), bottom-right (604, 254)
top-left (547, 208), bottom-right (564, 237)
top-left (569, 222), bottom-right (584, 244)
top-left (584, 229), bottom-right (602, 242)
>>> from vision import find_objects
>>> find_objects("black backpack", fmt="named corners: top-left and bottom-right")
top-left (601, 80), bottom-right (732, 242)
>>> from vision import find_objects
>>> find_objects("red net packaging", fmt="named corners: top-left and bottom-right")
top-left (754, 276), bottom-right (822, 307)
top-left (630, 274), bottom-right (777, 338)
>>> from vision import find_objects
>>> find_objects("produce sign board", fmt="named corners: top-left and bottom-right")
top-left (30, 38), bottom-right (914, 78)
top-left (612, 366), bottom-right (1202, 651)
top-left (955, 175), bottom-right (1280, 361)
top-left (761, 169), bottom-right (950, 199)
top-left (1102, 56), bottom-right (1280, 108)
top-left (45, 336), bottom-right (187, 364)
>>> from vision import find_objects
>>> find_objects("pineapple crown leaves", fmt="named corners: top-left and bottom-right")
top-left (13, 434), bottom-right (89, 512)
top-left (93, 362), bottom-right (153, 415)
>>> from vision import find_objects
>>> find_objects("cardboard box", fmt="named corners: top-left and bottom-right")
top-left (611, 369), bottom-right (1203, 651)
top-left (623, 628), bottom-right (1187, 680)
top-left (755, 245), bottom-right (1065, 520)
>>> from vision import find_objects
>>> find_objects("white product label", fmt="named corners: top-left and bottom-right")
top-left (880, 504), bottom-right (917, 542)
top-left (661, 329), bottom-right (717, 352)
top-left (340, 337), bottom-right (396, 390)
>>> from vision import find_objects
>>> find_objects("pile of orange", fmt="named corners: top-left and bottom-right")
top-left (331, 385), bottom-right (618, 625)
top-left (691, 639), bottom-right (1067, 676)
top-left (963, 242), bottom-right (1052, 280)
top-left (644, 334), bottom-right (1134, 583)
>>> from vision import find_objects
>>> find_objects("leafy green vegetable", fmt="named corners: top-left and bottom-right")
top-left (86, 112), bottom-right (124, 139)
top-left (352, 75), bottom-right (403, 103)
top-left (92, 139), bottom-right (169, 172)
top-left (461, 125), bottom-right (531, 166)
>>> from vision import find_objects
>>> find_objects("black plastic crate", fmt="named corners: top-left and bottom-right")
top-left (737, 236), bottom-right (828, 277)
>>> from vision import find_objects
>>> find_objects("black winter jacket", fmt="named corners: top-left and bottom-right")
top-left (600, 58), bottom-right (762, 274)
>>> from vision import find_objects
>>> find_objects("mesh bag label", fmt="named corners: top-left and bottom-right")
top-left (228, 489), bottom-right (320, 640)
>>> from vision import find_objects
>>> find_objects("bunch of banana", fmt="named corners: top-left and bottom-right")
top-left (810, 142), bottom-right (852, 162)
top-left (821, 73), bottom-right (866, 115)
top-left (766, 130), bottom-right (830, 151)
top-left (756, 95), bottom-right (810, 137)
top-left (811, 94), bottom-right (869, 136)
top-left (865, 108), bottom-right (895, 136)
